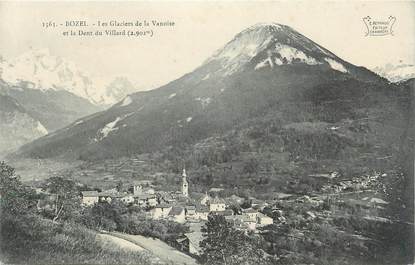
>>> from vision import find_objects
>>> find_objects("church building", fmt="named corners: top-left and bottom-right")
top-left (182, 168), bottom-right (189, 197)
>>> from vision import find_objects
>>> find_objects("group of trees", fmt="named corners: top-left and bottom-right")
top-left (121, 213), bottom-right (189, 244)
top-left (0, 162), bottom-right (150, 264)
top-left (41, 176), bottom-right (80, 221)
top-left (280, 129), bottom-right (351, 160)
top-left (200, 215), bottom-right (271, 265)
top-left (0, 162), bottom-right (181, 264)
top-left (0, 162), bottom-right (37, 215)
top-left (79, 201), bottom-right (189, 246)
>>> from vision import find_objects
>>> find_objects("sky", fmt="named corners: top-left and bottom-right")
top-left (0, 1), bottom-right (414, 90)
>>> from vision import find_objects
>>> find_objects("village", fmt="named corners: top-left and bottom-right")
top-left (74, 166), bottom-right (392, 254)
top-left (32, 163), bottom-right (393, 259)
top-left (79, 168), bottom-right (274, 255)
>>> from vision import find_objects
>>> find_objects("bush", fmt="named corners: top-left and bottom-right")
top-left (122, 213), bottom-right (189, 244)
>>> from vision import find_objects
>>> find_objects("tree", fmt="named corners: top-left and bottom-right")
top-left (82, 202), bottom-right (117, 231)
top-left (228, 204), bottom-right (242, 215)
top-left (200, 215), bottom-right (270, 265)
top-left (42, 176), bottom-right (79, 222)
top-left (116, 180), bottom-right (123, 192)
top-left (243, 158), bottom-right (259, 175)
top-left (0, 161), bottom-right (37, 216)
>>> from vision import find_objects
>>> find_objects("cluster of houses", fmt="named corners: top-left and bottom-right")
top-left (79, 168), bottom-right (276, 255)
top-left (80, 169), bottom-right (274, 233)
top-left (319, 172), bottom-right (381, 193)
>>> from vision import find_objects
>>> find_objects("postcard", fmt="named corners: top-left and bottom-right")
top-left (0, 1), bottom-right (413, 264)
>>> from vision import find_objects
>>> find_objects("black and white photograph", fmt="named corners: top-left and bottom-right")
top-left (0, 1), bottom-right (414, 265)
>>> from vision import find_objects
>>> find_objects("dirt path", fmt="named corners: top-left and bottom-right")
top-left (110, 232), bottom-right (198, 265)
top-left (98, 233), bottom-right (145, 251)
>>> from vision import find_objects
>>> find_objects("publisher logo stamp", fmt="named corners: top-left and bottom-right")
top-left (363, 16), bottom-right (396, 36)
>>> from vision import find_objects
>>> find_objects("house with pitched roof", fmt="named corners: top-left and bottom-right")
top-left (241, 215), bottom-right (257, 231)
top-left (214, 209), bottom-right (234, 217)
top-left (225, 194), bottom-right (245, 205)
top-left (257, 213), bottom-right (273, 226)
top-left (200, 193), bottom-right (211, 206)
top-left (133, 193), bottom-right (157, 207)
top-left (209, 197), bottom-right (226, 212)
top-left (120, 193), bottom-right (134, 204)
top-left (185, 205), bottom-right (197, 219)
top-left (243, 208), bottom-right (259, 221)
top-left (195, 205), bottom-right (210, 221)
top-left (81, 191), bottom-right (98, 205)
top-left (151, 203), bottom-right (172, 219)
top-left (132, 180), bottom-right (153, 195)
top-left (184, 232), bottom-right (203, 255)
top-left (191, 192), bottom-right (211, 206)
top-left (225, 215), bottom-right (245, 229)
top-left (169, 206), bottom-right (186, 223)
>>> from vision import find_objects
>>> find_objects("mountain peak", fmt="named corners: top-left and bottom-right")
top-left (372, 63), bottom-right (415, 82)
top-left (14, 22), bottom-right (389, 161)
top-left (0, 49), bottom-right (137, 106)
top-left (203, 22), bottom-right (339, 76)
top-left (242, 22), bottom-right (285, 32)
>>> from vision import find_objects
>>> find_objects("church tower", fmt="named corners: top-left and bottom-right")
top-left (182, 168), bottom-right (189, 197)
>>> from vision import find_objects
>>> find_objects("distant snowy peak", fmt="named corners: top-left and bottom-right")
top-left (103, 77), bottom-right (136, 104)
top-left (203, 23), bottom-right (344, 76)
top-left (1, 48), bottom-right (93, 95)
top-left (372, 63), bottom-right (415, 82)
top-left (0, 49), bottom-right (137, 105)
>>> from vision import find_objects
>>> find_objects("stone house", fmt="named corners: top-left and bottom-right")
top-left (81, 191), bottom-right (99, 205)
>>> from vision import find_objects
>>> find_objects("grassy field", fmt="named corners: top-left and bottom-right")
top-left (0, 214), bottom-right (165, 265)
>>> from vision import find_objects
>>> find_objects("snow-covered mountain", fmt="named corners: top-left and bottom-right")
top-left (201, 23), bottom-right (376, 81)
top-left (205, 23), bottom-right (335, 75)
top-left (372, 63), bottom-right (415, 83)
top-left (0, 48), bottom-right (140, 154)
top-left (103, 77), bottom-right (137, 104)
top-left (15, 23), bottom-right (408, 162)
top-left (0, 49), bottom-right (136, 105)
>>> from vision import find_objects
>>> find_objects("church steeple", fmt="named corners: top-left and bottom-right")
top-left (182, 167), bottom-right (189, 197)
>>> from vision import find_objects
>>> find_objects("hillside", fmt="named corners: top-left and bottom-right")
top-left (0, 93), bottom-right (48, 154)
top-left (0, 80), bottom-right (102, 132)
top-left (14, 23), bottom-right (396, 162)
